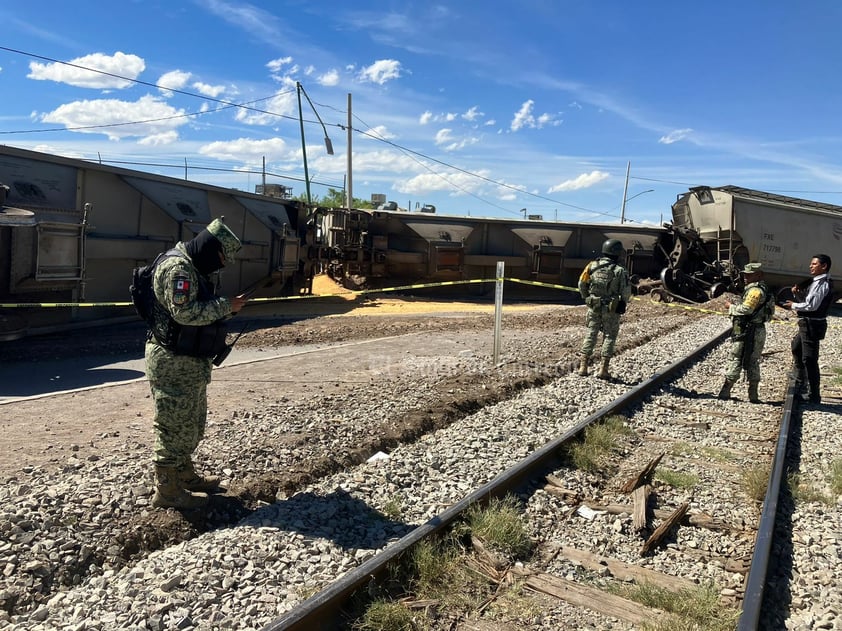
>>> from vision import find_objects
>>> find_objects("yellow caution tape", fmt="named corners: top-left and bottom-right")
top-left (0, 301), bottom-right (133, 308)
top-left (0, 277), bottom-right (829, 330)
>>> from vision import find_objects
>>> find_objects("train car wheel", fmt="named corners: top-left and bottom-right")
top-left (708, 282), bottom-right (727, 299)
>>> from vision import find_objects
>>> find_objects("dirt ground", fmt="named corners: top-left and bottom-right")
top-left (0, 277), bottom-right (728, 612)
top-left (0, 275), bottom-right (584, 478)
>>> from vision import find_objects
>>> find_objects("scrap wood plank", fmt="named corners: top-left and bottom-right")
top-left (471, 535), bottom-right (509, 573)
top-left (510, 567), bottom-right (666, 625)
top-left (554, 545), bottom-right (699, 592)
top-left (656, 402), bottom-right (736, 419)
top-left (585, 503), bottom-right (740, 532)
top-left (632, 484), bottom-right (649, 531)
top-left (620, 453), bottom-right (664, 494)
top-left (641, 502), bottom-right (689, 555)
top-left (543, 476), bottom-right (580, 501)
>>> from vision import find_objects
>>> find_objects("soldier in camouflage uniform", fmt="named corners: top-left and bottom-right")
top-left (577, 239), bottom-right (632, 380)
top-left (718, 263), bottom-right (775, 403)
top-left (146, 217), bottom-right (247, 509)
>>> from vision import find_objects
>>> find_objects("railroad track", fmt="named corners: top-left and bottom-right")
top-left (262, 323), bottom-right (796, 631)
top-left (3, 308), bottom-right (839, 630)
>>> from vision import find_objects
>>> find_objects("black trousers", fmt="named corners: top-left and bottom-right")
top-left (791, 319), bottom-right (825, 399)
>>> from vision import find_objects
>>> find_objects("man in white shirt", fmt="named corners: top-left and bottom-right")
top-left (782, 254), bottom-right (833, 404)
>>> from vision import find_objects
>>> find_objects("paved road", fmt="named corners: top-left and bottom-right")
top-left (0, 343), bottom-right (349, 404)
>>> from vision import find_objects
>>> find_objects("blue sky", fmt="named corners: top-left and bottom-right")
top-left (1, 0), bottom-right (841, 225)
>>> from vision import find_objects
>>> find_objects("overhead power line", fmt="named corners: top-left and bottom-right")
top-left (0, 46), bottom-right (304, 124)
top-left (0, 45), bottom-right (642, 220)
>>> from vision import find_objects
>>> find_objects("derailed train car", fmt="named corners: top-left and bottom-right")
top-left (0, 145), bottom-right (317, 340)
top-left (317, 207), bottom-right (665, 297)
top-left (2, 142), bottom-right (840, 340)
top-left (653, 185), bottom-right (842, 302)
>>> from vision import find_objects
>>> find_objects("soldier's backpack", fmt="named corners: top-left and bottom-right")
top-left (129, 249), bottom-right (180, 325)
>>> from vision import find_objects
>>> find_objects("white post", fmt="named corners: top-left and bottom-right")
top-left (493, 261), bottom-right (505, 366)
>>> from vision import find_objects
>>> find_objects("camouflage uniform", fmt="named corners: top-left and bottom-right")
top-left (578, 255), bottom-right (631, 363)
top-left (724, 281), bottom-right (772, 383)
top-left (145, 218), bottom-right (241, 508)
top-left (718, 262), bottom-right (775, 403)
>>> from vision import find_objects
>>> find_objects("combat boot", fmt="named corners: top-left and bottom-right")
top-left (578, 356), bottom-right (590, 376)
top-left (717, 379), bottom-right (735, 400)
top-left (152, 465), bottom-right (209, 509)
top-left (748, 381), bottom-right (760, 403)
top-left (597, 357), bottom-right (610, 380)
top-left (177, 461), bottom-right (221, 492)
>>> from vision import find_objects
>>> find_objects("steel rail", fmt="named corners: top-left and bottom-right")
top-left (737, 375), bottom-right (797, 630)
top-left (261, 325), bottom-right (731, 631)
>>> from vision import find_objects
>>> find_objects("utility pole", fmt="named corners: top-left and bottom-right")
top-left (620, 161), bottom-right (630, 224)
top-left (296, 82), bottom-right (311, 206)
top-left (346, 92), bottom-right (352, 209)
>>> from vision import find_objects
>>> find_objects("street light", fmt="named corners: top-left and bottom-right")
top-left (296, 81), bottom-right (335, 206)
top-left (620, 189), bottom-right (654, 224)
top-left (520, 208), bottom-right (527, 219)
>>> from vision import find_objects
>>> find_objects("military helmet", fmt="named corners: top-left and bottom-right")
top-left (602, 239), bottom-right (624, 257)
top-left (206, 217), bottom-right (242, 263)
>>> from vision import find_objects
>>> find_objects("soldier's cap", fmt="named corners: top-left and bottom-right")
top-left (742, 262), bottom-right (762, 274)
top-left (206, 217), bottom-right (242, 262)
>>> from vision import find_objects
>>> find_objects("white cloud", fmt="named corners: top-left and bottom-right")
top-left (364, 125), bottom-right (395, 140)
top-left (266, 56), bottom-right (294, 73)
top-left (138, 131), bottom-right (179, 146)
top-left (28, 52), bottom-right (145, 89)
top-left (659, 128), bottom-right (693, 144)
top-left (235, 85), bottom-right (297, 125)
top-left (433, 128), bottom-right (479, 152)
top-left (32, 144), bottom-right (87, 159)
top-left (199, 137), bottom-right (290, 166)
top-left (317, 69), bottom-right (340, 86)
top-left (40, 95), bottom-right (186, 141)
top-left (419, 111), bottom-right (433, 125)
top-left (158, 70), bottom-right (191, 96)
top-left (510, 100), bottom-right (561, 132)
top-left (462, 106), bottom-right (483, 122)
top-left (434, 128), bottom-right (454, 145)
top-left (359, 59), bottom-right (402, 85)
top-left (511, 100), bottom-right (535, 132)
top-left (192, 82), bottom-right (227, 98)
top-left (202, 0), bottom-right (286, 47)
top-left (349, 150), bottom-right (418, 173)
top-left (396, 169), bottom-right (490, 196)
top-left (547, 170), bottom-right (609, 193)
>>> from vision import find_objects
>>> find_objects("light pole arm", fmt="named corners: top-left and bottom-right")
top-left (620, 189), bottom-right (654, 223)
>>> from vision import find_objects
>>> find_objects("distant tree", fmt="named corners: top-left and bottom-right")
top-left (293, 187), bottom-right (374, 208)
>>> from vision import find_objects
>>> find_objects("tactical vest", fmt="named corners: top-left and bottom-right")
top-left (149, 254), bottom-right (228, 358)
top-left (587, 257), bottom-right (621, 299)
top-left (744, 281), bottom-right (775, 325)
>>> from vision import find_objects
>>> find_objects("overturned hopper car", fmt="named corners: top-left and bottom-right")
top-left (3, 142), bottom-right (840, 341)
top-left (652, 185), bottom-right (842, 302)
top-left (317, 207), bottom-right (666, 296)
top-left (0, 145), bottom-right (317, 340)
